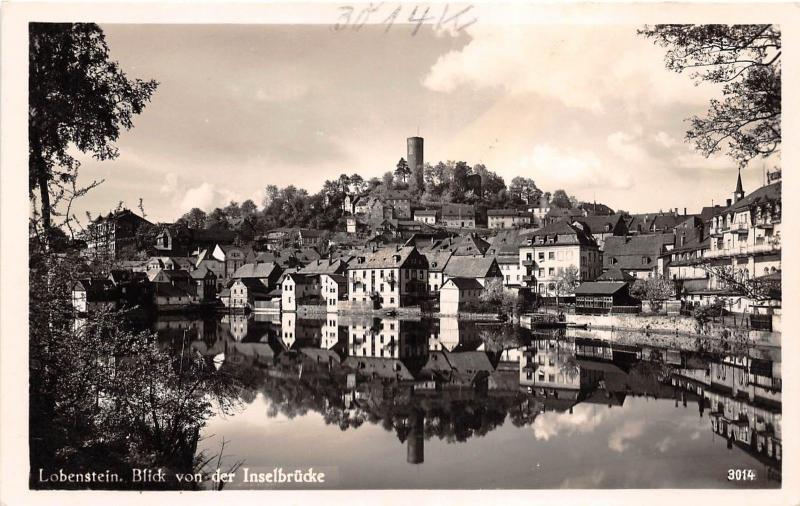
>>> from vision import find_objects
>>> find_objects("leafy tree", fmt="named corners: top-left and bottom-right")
top-left (509, 177), bottom-right (540, 205)
top-left (263, 184), bottom-right (280, 208)
top-left (474, 164), bottom-right (507, 201)
top-left (240, 199), bottom-right (258, 217)
top-left (630, 277), bottom-right (675, 312)
top-left (205, 208), bottom-right (230, 230)
top-left (554, 265), bottom-right (581, 308)
top-left (550, 189), bottom-right (573, 209)
top-left (349, 173), bottom-right (367, 194)
top-left (640, 24), bottom-right (781, 167)
top-left (394, 158), bottom-right (410, 183)
top-left (29, 23), bottom-right (158, 239)
top-left (381, 171), bottom-right (395, 191)
top-left (178, 208), bottom-right (207, 229)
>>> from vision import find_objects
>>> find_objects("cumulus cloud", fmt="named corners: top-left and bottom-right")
top-left (422, 25), bottom-right (711, 112)
top-left (516, 144), bottom-right (633, 191)
top-left (532, 403), bottom-right (612, 441)
top-left (608, 420), bottom-right (645, 453)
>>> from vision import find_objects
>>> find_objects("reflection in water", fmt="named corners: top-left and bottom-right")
top-left (153, 314), bottom-right (782, 489)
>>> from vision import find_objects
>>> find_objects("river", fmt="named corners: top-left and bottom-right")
top-left (151, 312), bottom-right (782, 489)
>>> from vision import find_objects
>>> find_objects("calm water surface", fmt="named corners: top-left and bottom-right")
top-left (154, 313), bottom-right (782, 489)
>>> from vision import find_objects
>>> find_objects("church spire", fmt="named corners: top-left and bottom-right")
top-left (734, 168), bottom-right (745, 203)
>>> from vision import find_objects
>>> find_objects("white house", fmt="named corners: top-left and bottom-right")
top-left (439, 278), bottom-right (484, 315)
top-left (281, 273), bottom-right (321, 312)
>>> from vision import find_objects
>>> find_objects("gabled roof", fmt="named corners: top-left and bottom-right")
top-left (574, 281), bottom-right (628, 295)
top-left (726, 181), bottom-right (781, 213)
top-left (414, 209), bottom-right (438, 216)
top-left (284, 273), bottom-right (317, 285)
top-left (443, 256), bottom-right (499, 279)
top-left (453, 234), bottom-right (491, 256)
top-left (603, 234), bottom-right (674, 256)
top-left (596, 268), bottom-right (634, 282)
top-left (421, 249), bottom-right (454, 272)
top-left (443, 277), bottom-right (484, 290)
top-left (232, 277), bottom-right (271, 294)
top-left (298, 258), bottom-right (348, 275)
top-left (233, 262), bottom-right (279, 280)
top-left (573, 214), bottom-right (626, 234)
top-left (349, 245), bottom-right (427, 270)
top-left (441, 203), bottom-right (475, 218)
top-left (189, 265), bottom-right (216, 279)
top-left (528, 220), bottom-right (597, 247)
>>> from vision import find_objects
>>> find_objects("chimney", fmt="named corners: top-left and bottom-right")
top-left (726, 198), bottom-right (732, 207)
top-left (684, 207), bottom-right (687, 216)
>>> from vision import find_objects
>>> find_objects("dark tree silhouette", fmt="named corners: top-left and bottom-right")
top-left (640, 24), bottom-right (780, 167)
top-left (29, 23), bottom-right (158, 240)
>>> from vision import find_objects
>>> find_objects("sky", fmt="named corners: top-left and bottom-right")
top-left (70, 23), bottom-right (778, 223)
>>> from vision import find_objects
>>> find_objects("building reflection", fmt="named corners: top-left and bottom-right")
top-left (160, 313), bottom-right (780, 478)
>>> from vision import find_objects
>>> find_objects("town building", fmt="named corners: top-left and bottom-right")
top-left (442, 255), bottom-right (503, 287)
top-left (347, 245), bottom-right (429, 308)
top-left (232, 262), bottom-right (284, 290)
top-left (383, 190), bottom-right (413, 219)
top-left (420, 248), bottom-right (454, 295)
top-left (189, 266), bottom-right (217, 302)
top-left (543, 207), bottom-right (585, 226)
top-left (281, 273), bottom-right (321, 312)
top-left (439, 278), bottom-right (484, 315)
top-left (320, 273), bottom-right (348, 312)
top-left (519, 220), bottom-right (602, 296)
top-left (81, 208), bottom-right (152, 260)
top-left (441, 203), bottom-right (476, 228)
top-left (574, 281), bottom-right (639, 315)
top-left (573, 214), bottom-right (628, 250)
top-left (707, 177), bottom-right (781, 283)
top-left (413, 209), bottom-right (438, 225)
top-left (71, 279), bottom-right (118, 313)
top-left (603, 234), bottom-right (675, 279)
top-left (229, 277), bottom-right (271, 310)
top-left (487, 209), bottom-right (532, 229)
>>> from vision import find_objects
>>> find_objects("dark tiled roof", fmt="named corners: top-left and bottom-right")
top-left (233, 262), bottom-right (279, 279)
top-left (573, 214), bottom-right (626, 234)
top-left (444, 277), bottom-right (484, 290)
top-left (604, 234), bottom-right (674, 256)
top-left (726, 181), bottom-right (781, 212)
top-left (596, 268), bottom-right (634, 282)
top-left (443, 256), bottom-right (499, 278)
top-left (441, 203), bottom-right (475, 218)
top-left (233, 277), bottom-right (271, 294)
top-left (528, 220), bottom-right (597, 247)
top-left (574, 281), bottom-right (628, 295)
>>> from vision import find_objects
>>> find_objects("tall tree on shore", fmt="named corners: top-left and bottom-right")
top-left (639, 24), bottom-right (781, 168)
top-left (394, 158), bottom-right (410, 183)
top-left (29, 23), bottom-right (158, 240)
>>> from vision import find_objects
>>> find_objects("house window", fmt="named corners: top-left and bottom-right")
top-left (549, 252), bottom-right (555, 260)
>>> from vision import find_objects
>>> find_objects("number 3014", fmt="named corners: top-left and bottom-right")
top-left (727, 469), bottom-right (756, 481)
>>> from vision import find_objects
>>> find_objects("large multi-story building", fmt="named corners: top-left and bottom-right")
top-left (82, 208), bottom-right (152, 260)
top-left (347, 245), bottom-right (429, 308)
top-left (519, 220), bottom-right (602, 297)
top-left (707, 174), bottom-right (781, 282)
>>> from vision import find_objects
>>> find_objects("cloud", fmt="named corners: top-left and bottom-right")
top-left (608, 420), bottom-right (645, 453)
top-left (422, 25), bottom-right (711, 113)
top-left (560, 469), bottom-right (607, 489)
top-left (532, 403), bottom-right (611, 441)
top-left (516, 144), bottom-right (633, 191)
